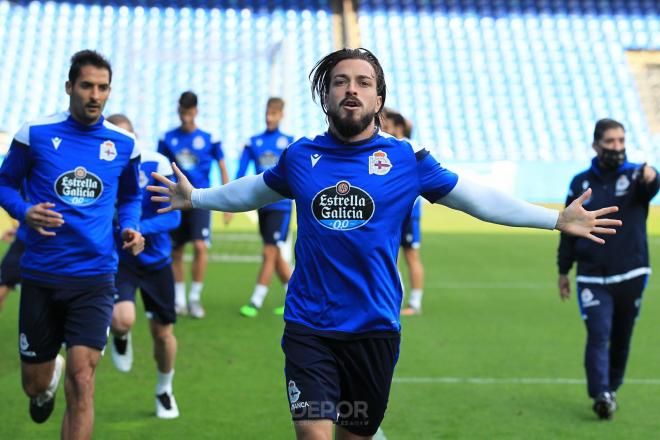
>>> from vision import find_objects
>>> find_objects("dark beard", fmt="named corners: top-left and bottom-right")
top-left (328, 108), bottom-right (374, 139)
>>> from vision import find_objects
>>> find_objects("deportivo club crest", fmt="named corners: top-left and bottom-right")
top-left (369, 150), bottom-right (392, 175)
top-left (288, 380), bottom-right (301, 403)
top-left (193, 135), bottom-right (205, 150)
top-left (99, 140), bottom-right (117, 161)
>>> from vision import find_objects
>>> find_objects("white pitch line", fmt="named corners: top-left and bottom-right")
top-left (184, 254), bottom-right (260, 263)
top-left (393, 377), bottom-right (660, 385)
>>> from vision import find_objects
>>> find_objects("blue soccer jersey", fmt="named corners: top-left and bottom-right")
top-left (117, 150), bottom-right (181, 270)
top-left (263, 131), bottom-right (458, 335)
top-left (158, 127), bottom-right (223, 188)
top-left (410, 197), bottom-right (422, 219)
top-left (0, 112), bottom-right (141, 282)
top-left (236, 129), bottom-right (294, 211)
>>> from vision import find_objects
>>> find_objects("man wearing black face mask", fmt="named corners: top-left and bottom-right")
top-left (557, 118), bottom-right (659, 420)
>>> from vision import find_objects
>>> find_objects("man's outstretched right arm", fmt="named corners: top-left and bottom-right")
top-left (148, 162), bottom-right (285, 213)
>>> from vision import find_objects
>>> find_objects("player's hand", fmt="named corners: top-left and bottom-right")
top-left (558, 274), bottom-right (571, 301)
top-left (1, 227), bottom-right (16, 242)
top-left (555, 188), bottom-right (621, 244)
top-left (223, 212), bottom-right (233, 225)
top-left (148, 163), bottom-right (194, 213)
top-left (121, 228), bottom-right (145, 256)
top-left (25, 202), bottom-right (65, 237)
top-left (640, 163), bottom-right (657, 184)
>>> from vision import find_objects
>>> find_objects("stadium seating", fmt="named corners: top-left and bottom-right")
top-left (0, 0), bottom-right (333, 163)
top-left (0, 0), bottom-right (658, 167)
top-left (358, 0), bottom-right (660, 163)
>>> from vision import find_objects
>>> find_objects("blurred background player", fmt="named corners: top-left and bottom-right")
top-left (0, 50), bottom-right (144, 437)
top-left (381, 108), bottom-right (425, 315)
top-left (0, 220), bottom-right (24, 311)
top-left (235, 98), bottom-right (294, 317)
top-left (558, 118), bottom-right (659, 420)
top-left (107, 114), bottom-right (181, 419)
top-left (158, 91), bottom-right (232, 318)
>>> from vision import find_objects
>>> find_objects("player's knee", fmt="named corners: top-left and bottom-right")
top-left (112, 304), bottom-right (135, 333)
top-left (193, 240), bottom-right (207, 254)
top-left (263, 244), bottom-right (278, 259)
top-left (151, 323), bottom-right (173, 342)
top-left (21, 374), bottom-right (49, 398)
top-left (67, 367), bottom-right (94, 399)
top-left (21, 362), bottom-right (54, 397)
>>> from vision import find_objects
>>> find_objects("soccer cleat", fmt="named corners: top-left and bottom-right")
top-left (188, 300), bottom-right (205, 319)
top-left (400, 306), bottom-right (421, 316)
top-left (29, 354), bottom-right (65, 424)
top-left (175, 303), bottom-right (189, 316)
top-left (156, 392), bottom-right (180, 419)
top-left (239, 303), bottom-right (259, 318)
top-left (272, 305), bottom-right (285, 316)
top-left (593, 391), bottom-right (617, 420)
top-left (111, 332), bottom-right (133, 373)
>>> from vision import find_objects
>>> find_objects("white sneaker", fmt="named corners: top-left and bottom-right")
top-left (110, 332), bottom-right (133, 373)
top-left (156, 391), bottom-right (180, 419)
top-left (29, 354), bottom-right (65, 423)
top-left (175, 303), bottom-right (189, 316)
top-left (188, 300), bottom-right (205, 319)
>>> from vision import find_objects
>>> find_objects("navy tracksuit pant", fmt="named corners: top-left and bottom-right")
top-left (576, 276), bottom-right (647, 398)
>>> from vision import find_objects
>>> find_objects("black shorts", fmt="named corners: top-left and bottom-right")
top-left (282, 327), bottom-right (400, 436)
top-left (400, 216), bottom-right (421, 249)
top-left (0, 238), bottom-right (25, 287)
top-left (171, 208), bottom-right (211, 248)
top-left (258, 210), bottom-right (291, 245)
top-left (115, 263), bottom-right (176, 325)
top-left (19, 279), bottom-right (115, 363)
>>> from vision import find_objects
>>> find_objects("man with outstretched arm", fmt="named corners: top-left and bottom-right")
top-left (150, 48), bottom-right (620, 440)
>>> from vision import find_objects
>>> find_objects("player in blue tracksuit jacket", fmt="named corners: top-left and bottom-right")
top-left (0, 51), bottom-right (143, 436)
top-left (558, 118), bottom-right (659, 420)
top-left (105, 114), bottom-right (181, 419)
top-left (158, 91), bottom-right (231, 318)
top-left (149, 49), bottom-right (622, 438)
top-left (236, 98), bottom-right (295, 318)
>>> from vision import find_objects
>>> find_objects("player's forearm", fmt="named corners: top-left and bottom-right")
top-left (140, 210), bottom-right (180, 235)
top-left (219, 161), bottom-right (230, 185)
top-left (191, 174), bottom-right (285, 212)
top-left (117, 158), bottom-right (142, 230)
top-left (438, 176), bottom-right (559, 230)
top-left (0, 141), bottom-right (32, 222)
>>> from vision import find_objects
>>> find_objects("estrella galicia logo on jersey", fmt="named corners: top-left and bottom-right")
top-left (258, 151), bottom-right (278, 169)
top-left (54, 166), bottom-right (104, 206)
top-left (312, 181), bottom-right (375, 231)
top-left (288, 380), bottom-right (301, 404)
top-left (175, 149), bottom-right (199, 171)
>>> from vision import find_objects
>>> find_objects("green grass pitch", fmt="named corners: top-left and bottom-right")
top-left (0, 205), bottom-right (658, 438)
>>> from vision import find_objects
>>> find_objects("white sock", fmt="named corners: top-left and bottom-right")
top-left (156, 369), bottom-right (174, 395)
top-left (189, 282), bottom-right (203, 302)
top-left (175, 283), bottom-right (186, 307)
top-left (250, 284), bottom-right (269, 308)
top-left (283, 283), bottom-right (288, 293)
top-left (409, 289), bottom-right (423, 310)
